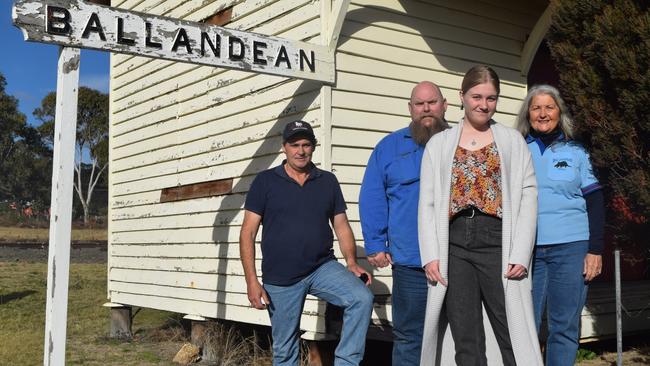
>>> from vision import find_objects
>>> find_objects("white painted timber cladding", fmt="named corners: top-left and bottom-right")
top-left (108, 0), bottom-right (337, 336)
top-left (108, 0), bottom-right (544, 338)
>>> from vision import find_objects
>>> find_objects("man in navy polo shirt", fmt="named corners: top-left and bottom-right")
top-left (239, 120), bottom-right (374, 366)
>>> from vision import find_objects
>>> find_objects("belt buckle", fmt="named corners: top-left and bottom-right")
top-left (468, 207), bottom-right (475, 219)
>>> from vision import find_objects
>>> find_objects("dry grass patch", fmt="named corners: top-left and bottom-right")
top-left (0, 262), bottom-right (185, 365)
top-left (0, 226), bottom-right (107, 241)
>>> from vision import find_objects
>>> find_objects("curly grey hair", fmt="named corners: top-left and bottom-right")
top-left (515, 84), bottom-right (575, 139)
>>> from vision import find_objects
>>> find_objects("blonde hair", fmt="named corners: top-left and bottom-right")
top-left (461, 65), bottom-right (500, 95)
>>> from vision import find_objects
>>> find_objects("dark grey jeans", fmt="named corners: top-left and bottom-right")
top-left (446, 212), bottom-right (515, 366)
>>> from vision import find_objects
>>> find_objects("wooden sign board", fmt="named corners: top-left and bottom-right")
top-left (13, 0), bottom-right (335, 83)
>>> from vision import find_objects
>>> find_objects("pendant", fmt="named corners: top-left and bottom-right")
top-left (471, 139), bottom-right (477, 146)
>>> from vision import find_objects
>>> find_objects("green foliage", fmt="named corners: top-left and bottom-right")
top-left (34, 86), bottom-right (109, 166)
top-left (34, 86), bottom-right (109, 224)
top-left (547, 0), bottom-right (650, 246)
top-left (0, 72), bottom-right (51, 204)
top-left (576, 348), bottom-right (597, 362)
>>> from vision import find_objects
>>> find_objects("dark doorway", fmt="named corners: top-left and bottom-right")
top-left (527, 40), bottom-right (559, 88)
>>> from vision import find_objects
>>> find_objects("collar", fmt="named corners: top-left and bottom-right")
top-left (274, 160), bottom-right (321, 183)
top-left (525, 131), bottom-right (566, 144)
top-left (526, 131), bottom-right (566, 154)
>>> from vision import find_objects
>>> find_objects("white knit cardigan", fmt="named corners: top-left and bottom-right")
top-left (418, 120), bottom-right (543, 365)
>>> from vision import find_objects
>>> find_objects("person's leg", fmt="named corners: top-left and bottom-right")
top-left (447, 216), bottom-right (487, 366)
top-left (308, 260), bottom-right (374, 366)
top-left (264, 281), bottom-right (308, 366)
top-left (531, 246), bottom-right (549, 334)
top-left (545, 241), bottom-right (589, 366)
top-left (473, 216), bottom-right (515, 366)
top-left (391, 264), bottom-right (428, 366)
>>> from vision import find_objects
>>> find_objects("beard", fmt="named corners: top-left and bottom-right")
top-left (410, 116), bottom-right (449, 145)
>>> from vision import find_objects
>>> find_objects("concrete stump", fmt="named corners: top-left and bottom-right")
top-left (109, 306), bottom-right (132, 339)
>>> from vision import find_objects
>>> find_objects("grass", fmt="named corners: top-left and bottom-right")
top-left (0, 261), bottom-right (184, 365)
top-left (0, 226), bottom-right (107, 241)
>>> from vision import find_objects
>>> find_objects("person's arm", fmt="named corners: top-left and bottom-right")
top-left (239, 209), bottom-right (269, 309)
top-left (579, 148), bottom-right (604, 281)
top-left (359, 147), bottom-right (392, 268)
top-left (585, 189), bottom-right (605, 255)
top-left (333, 212), bottom-right (372, 285)
top-left (507, 138), bottom-right (538, 279)
top-left (583, 189), bottom-right (604, 281)
top-left (418, 146), bottom-right (446, 285)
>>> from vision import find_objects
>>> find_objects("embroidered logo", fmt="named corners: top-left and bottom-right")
top-left (295, 121), bottom-right (303, 127)
top-left (554, 161), bottom-right (570, 168)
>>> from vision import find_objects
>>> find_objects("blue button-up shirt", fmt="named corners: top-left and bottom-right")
top-left (359, 127), bottom-right (424, 267)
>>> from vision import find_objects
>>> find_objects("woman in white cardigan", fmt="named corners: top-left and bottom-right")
top-left (418, 65), bottom-right (542, 365)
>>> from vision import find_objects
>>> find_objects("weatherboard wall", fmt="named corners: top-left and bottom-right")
top-left (107, 0), bottom-right (332, 333)
top-left (107, 0), bottom-right (548, 339)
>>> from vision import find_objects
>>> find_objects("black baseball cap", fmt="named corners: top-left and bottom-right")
top-left (282, 120), bottom-right (316, 143)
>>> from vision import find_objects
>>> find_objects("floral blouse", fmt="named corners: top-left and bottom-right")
top-left (450, 142), bottom-right (502, 218)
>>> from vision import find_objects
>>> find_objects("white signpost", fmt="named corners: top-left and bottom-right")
top-left (12, 0), bottom-right (337, 365)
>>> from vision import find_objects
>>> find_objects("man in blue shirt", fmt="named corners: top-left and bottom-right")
top-left (359, 81), bottom-right (448, 365)
top-left (240, 120), bottom-right (374, 366)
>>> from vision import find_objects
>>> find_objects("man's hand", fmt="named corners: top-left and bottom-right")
top-left (505, 263), bottom-right (527, 279)
top-left (424, 260), bottom-right (447, 286)
top-left (246, 279), bottom-right (270, 310)
top-left (367, 251), bottom-right (393, 268)
top-left (583, 253), bottom-right (603, 282)
top-left (347, 263), bottom-right (373, 286)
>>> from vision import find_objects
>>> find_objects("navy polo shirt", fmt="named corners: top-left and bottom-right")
top-left (244, 162), bottom-right (347, 285)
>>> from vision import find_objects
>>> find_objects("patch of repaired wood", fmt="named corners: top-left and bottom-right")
top-left (160, 178), bottom-right (233, 203)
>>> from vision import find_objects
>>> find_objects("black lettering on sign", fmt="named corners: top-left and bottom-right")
top-left (171, 28), bottom-right (192, 54)
top-left (46, 5), bottom-right (71, 35)
top-left (253, 41), bottom-right (267, 65)
top-left (116, 18), bottom-right (135, 45)
top-left (299, 49), bottom-right (315, 72)
top-left (81, 13), bottom-right (106, 41)
top-left (145, 22), bottom-right (162, 49)
top-left (274, 46), bottom-right (291, 69)
top-left (200, 32), bottom-right (220, 57)
top-left (228, 37), bottom-right (245, 60)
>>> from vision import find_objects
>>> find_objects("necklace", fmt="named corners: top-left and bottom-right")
top-left (471, 139), bottom-right (477, 146)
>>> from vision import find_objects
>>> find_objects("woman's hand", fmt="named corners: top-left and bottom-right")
top-left (505, 263), bottom-right (528, 279)
top-left (583, 254), bottom-right (603, 281)
top-left (424, 260), bottom-right (447, 286)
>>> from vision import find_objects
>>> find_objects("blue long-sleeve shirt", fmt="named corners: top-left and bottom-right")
top-left (359, 127), bottom-right (424, 267)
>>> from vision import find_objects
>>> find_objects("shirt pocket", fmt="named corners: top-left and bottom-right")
top-left (386, 151), bottom-right (420, 187)
top-left (547, 154), bottom-right (577, 182)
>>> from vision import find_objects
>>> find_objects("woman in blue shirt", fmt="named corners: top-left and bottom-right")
top-left (516, 84), bottom-right (605, 366)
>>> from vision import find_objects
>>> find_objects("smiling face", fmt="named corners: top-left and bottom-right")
top-left (528, 94), bottom-right (560, 134)
top-left (460, 82), bottom-right (498, 127)
top-left (282, 137), bottom-right (314, 172)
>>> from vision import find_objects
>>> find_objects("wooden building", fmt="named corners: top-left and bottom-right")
top-left (108, 0), bottom-right (639, 344)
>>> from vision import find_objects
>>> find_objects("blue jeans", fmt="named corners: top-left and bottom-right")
top-left (391, 264), bottom-right (427, 366)
top-left (263, 260), bottom-right (374, 366)
top-left (532, 241), bottom-right (589, 366)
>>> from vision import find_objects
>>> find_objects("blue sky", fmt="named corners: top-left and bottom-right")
top-left (1, 1), bottom-right (110, 127)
